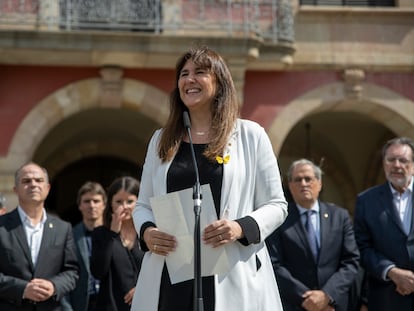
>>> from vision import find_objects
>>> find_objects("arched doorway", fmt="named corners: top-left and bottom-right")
top-left (278, 111), bottom-right (394, 214)
top-left (45, 156), bottom-right (142, 224)
top-left (31, 106), bottom-right (158, 223)
top-left (0, 77), bottom-right (169, 209)
top-left (270, 82), bottom-right (414, 215)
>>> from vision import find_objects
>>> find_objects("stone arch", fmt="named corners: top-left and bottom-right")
top-left (4, 78), bottom-right (169, 164)
top-left (268, 82), bottom-right (414, 154)
top-left (269, 81), bottom-right (414, 214)
top-left (0, 78), bottom-right (170, 206)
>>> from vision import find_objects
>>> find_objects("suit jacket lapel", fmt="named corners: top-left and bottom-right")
top-left (409, 190), bottom-right (414, 237)
top-left (381, 183), bottom-right (406, 234)
top-left (35, 215), bottom-right (54, 273)
top-left (220, 125), bottom-right (238, 219)
top-left (76, 226), bottom-right (91, 273)
top-left (291, 204), bottom-right (317, 262)
top-left (318, 202), bottom-right (329, 259)
top-left (8, 209), bottom-right (34, 270)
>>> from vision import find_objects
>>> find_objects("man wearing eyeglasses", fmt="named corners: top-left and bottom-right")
top-left (354, 137), bottom-right (414, 310)
top-left (266, 158), bottom-right (360, 311)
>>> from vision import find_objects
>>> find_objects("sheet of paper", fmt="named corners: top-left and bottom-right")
top-left (150, 184), bottom-right (229, 284)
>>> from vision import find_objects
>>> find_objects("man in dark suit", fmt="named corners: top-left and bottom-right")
top-left (0, 162), bottom-right (79, 310)
top-left (266, 159), bottom-right (359, 311)
top-left (354, 137), bottom-right (414, 310)
top-left (65, 181), bottom-right (106, 311)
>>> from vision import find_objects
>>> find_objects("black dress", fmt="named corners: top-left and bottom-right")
top-left (91, 226), bottom-right (145, 311)
top-left (158, 142), bottom-right (223, 311)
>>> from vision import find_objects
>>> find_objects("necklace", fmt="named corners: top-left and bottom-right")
top-left (193, 129), bottom-right (209, 136)
top-left (120, 234), bottom-right (135, 249)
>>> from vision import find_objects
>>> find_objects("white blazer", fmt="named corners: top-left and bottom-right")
top-left (131, 119), bottom-right (288, 311)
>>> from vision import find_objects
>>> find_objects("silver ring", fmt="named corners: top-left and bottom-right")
top-left (218, 234), bottom-right (223, 241)
top-left (153, 244), bottom-right (157, 251)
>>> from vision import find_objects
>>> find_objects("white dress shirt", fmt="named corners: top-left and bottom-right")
top-left (17, 206), bottom-right (47, 266)
top-left (389, 179), bottom-right (413, 234)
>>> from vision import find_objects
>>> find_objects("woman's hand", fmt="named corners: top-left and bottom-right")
top-left (144, 226), bottom-right (177, 256)
top-left (203, 219), bottom-right (243, 248)
top-left (124, 287), bottom-right (135, 305)
top-left (110, 205), bottom-right (128, 233)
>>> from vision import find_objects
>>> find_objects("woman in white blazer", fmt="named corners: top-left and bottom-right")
top-left (131, 46), bottom-right (288, 311)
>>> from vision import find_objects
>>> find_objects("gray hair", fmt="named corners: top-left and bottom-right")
top-left (287, 158), bottom-right (323, 182)
top-left (381, 137), bottom-right (414, 161)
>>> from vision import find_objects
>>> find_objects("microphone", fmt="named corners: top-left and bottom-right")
top-left (183, 110), bottom-right (204, 311)
top-left (183, 110), bottom-right (191, 130)
top-left (183, 111), bottom-right (202, 205)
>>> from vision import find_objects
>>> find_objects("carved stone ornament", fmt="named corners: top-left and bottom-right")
top-left (99, 65), bottom-right (124, 108)
top-left (343, 68), bottom-right (365, 100)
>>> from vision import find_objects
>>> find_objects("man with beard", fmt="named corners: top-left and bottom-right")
top-left (354, 137), bottom-right (414, 310)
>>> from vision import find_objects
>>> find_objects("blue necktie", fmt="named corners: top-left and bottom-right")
top-left (305, 210), bottom-right (319, 260)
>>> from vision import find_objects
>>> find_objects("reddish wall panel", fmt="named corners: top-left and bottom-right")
top-left (1, 65), bottom-right (413, 156)
top-left (242, 71), bottom-right (339, 128)
top-left (0, 65), bottom-right (174, 155)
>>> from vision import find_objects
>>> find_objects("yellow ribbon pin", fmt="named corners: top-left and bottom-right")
top-left (216, 154), bottom-right (230, 164)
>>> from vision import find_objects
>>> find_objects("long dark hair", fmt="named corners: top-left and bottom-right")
top-left (103, 176), bottom-right (140, 228)
top-left (158, 46), bottom-right (239, 162)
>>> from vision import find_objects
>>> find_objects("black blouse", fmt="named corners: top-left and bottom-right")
top-left (159, 142), bottom-right (223, 311)
top-left (167, 142), bottom-right (223, 217)
top-left (91, 226), bottom-right (144, 311)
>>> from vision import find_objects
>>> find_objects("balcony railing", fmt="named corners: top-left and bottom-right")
top-left (300, 0), bottom-right (394, 6)
top-left (0, 0), bottom-right (294, 44)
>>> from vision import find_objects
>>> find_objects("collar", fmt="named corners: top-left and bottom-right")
top-left (17, 205), bottom-right (47, 227)
top-left (388, 178), bottom-right (414, 196)
top-left (296, 201), bottom-right (320, 215)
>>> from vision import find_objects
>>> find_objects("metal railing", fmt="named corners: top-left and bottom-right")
top-left (300, 0), bottom-right (394, 6)
top-left (0, 0), bottom-right (294, 44)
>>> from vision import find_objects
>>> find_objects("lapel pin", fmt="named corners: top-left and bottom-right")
top-left (49, 223), bottom-right (53, 229)
top-left (324, 213), bottom-right (329, 218)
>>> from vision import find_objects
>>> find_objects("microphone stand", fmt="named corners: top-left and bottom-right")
top-left (183, 111), bottom-right (204, 311)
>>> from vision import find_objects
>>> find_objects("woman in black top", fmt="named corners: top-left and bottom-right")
top-left (91, 176), bottom-right (144, 311)
top-left (131, 46), bottom-right (287, 311)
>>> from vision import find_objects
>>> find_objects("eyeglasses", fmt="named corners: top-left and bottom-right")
top-left (384, 157), bottom-right (412, 165)
top-left (291, 176), bottom-right (317, 184)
